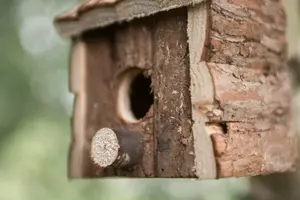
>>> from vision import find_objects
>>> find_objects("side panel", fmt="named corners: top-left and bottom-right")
top-left (152, 8), bottom-right (196, 177)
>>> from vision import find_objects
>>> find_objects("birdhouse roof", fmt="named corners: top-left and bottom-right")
top-left (54, 0), bottom-right (205, 37)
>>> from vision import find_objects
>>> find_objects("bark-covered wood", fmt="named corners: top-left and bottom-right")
top-left (152, 8), bottom-right (195, 178)
top-left (249, 58), bottom-right (300, 199)
top-left (66, 0), bottom-right (298, 179)
top-left (205, 0), bottom-right (298, 177)
top-left (69, 8), bottom-right (197, 178)
top-left (187, 2), bottom-right (217, 179)
top-left (54, 0), bottom-right (207, 37)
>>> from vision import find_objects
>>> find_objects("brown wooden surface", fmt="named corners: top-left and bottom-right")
top-left (69, 8), bottom-right (199, 178)
top-left (113, 17), bottom-right (155, 177)
top-left (67, 1), bottom-right (298, 179)
top-left (187, 2), bottom-right (217, 179)
top-left (205, 0), bottom-right (298, 178)
top-left (90, 128), bottom-right (143, 168)
top-left (152, 8), bottom-right (195, 178)
top-left (80, 24), bottom-right (154, 177)
top-left (54, 0), bottom-right (207, 37)
top-left (68, 39), bottom-right (88, 178)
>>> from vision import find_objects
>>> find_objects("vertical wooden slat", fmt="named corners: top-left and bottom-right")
top-left (152, 8), bottom-right (195, 178)
top-left (114, 21), bottom-right (155, 177)
top-left (187, 2), bottom-right (217, 179)
top-left (68, 39), bottom-right (88, 178)
top-left (75, 21), bottom-right (156, 177)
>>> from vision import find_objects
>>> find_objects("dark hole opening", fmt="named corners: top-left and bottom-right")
top-left (220, 122), bottom-right (228, 134)
top-left (129, 72), bottom-right (153, 120)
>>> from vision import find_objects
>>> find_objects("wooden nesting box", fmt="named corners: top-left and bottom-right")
top-left (54, 0), bottom-right (299, 179)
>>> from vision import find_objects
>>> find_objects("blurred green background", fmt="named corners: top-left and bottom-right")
top-left (0, 1), bottom-right (299, 200)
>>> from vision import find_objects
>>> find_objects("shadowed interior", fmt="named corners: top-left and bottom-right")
top-left (118, 69), bottom-right (153, 122)
top-left (129, 72), bottom-right (153, 119)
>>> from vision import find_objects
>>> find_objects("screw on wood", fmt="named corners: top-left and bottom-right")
top-left (90, 127), bottom-right (143, 168)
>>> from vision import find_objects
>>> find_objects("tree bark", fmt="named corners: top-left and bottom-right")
top-left (249, 0), bottom-right (300, 198)
top-left (205, 0), bottom-right (298, 178)
top-left (249, 58), bottom-right (300, 200)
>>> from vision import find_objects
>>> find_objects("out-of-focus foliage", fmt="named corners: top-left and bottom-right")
top-left (0, 1), bottom-right (298, 200)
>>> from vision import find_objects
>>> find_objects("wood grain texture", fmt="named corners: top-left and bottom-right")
top-left (69, 8), bottom-right (198, 178)
top-left (204, 0), bottom-right (298, 178)
top-left (80, 31), bottom-right (116, 177)
top-left (211, 121), bottom-right (298, 178)
top-left (78, 23), bottom-right (155, 177)
top-left (113, 20), bottom-right (155, 177)
top-left (187, 2), bottom-right (217, 179)
top-left (67, 0), bottom-right (298, 179)
top-left (54, 0), bottom-right (207, 37)
top-left (152, 8), bottom-right (195, 178)
top-left (68, 39), bottom-right (88, 178)
top-left (204, 63), bottom-right (292, 123)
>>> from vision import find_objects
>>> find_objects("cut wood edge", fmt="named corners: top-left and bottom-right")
top-left (187, 2), bottom-right (217, 179)
top-left (54, 0), bottom-right (208, 38)
top-left (68, 39), bottom-right (88, 178)
top-left (69, 39), bottom-right (86, 93)
top-left (90, 127), bottom-right (144, 169)
top-left (91, 128), bottom-right (120, 168)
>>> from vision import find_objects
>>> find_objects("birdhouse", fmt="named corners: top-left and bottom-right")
top-left (54, 0), bottom-right (298, 179)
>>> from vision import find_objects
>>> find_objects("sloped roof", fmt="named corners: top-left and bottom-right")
top-left (54, 0), bottom-right (206, 37)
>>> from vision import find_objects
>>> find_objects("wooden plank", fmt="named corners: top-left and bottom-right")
top-left (74, 20), bottom-right (156, 177)
top-left (113, 20), bottom-right (155, 177)
top-left (187, 2), bottom-right (217, 179)
top-left (54, 0), bottom-right (207, 37)
top-left (68, 0), bottom-right (298, 180)
top-left (152, 8), bottom-right (196, 178)
top-left (68, 39), bottom-right (88, 178)
top-left (79, 30), bottom-right (117, 177)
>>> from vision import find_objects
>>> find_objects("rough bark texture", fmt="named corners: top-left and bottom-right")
top-left (65, 0), bottom-right (298, 179)
top-left (152, 9), bottom-right (195, 178)
top-left (249, 59), bottom-right (300, 200)
top-left (206, 0), bottom-right (298, 178)
top-left (68, 8), bottom-right (199, 178)
top-left (54, 0), bottom-right (207, 37)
